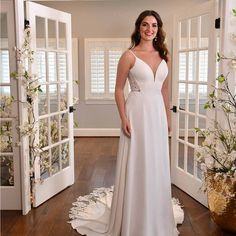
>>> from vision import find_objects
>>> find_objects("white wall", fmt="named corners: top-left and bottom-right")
top-left (36, 0), bottom-right (209, 130)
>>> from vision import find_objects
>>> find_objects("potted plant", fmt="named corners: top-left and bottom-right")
top-left (195, 54), bottom-right (236, 233)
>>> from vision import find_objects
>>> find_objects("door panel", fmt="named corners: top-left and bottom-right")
top-left (0, 0), bottom-right (21, 210)
top-left (171, 0), bottom-right (218, 207)
top-left (26, 1), bottom-right (74, 207)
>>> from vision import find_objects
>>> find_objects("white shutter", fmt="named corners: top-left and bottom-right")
top-left (36, 51), bottom-right (46, 82)
top-left (108, 49), bottom-right (122, 93)
top-left (58, 53), bottom-right (67, 81)
top-left (90, 49), bottom-right (105, 94)
top-left (199, 50), bottom-right (208, 82)
top-left (48, 52), bottom-right (56, 82)
top-left (84, 38), bottom-right (130, 101)
top-left (0, 50), bottom-right (10, 83)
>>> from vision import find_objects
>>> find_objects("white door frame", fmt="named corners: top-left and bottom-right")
top-left (14, 0), bottom-right (31, 214)
top-left (170, 0), bottom-right (218, 207)
top-left (0, 0), bottom-right (22, 210)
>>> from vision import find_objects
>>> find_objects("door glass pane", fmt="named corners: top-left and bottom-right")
top-left (197, 161), bottom-right (203, 179)
top-left (180, 20), bottom-right (188, 49)
top-left (197, 124), bottom-right (205, 146)
top-left (0, 50), bottom-right (10, 83)
top-left (178, 142), bottom-right (184, 170)
top-left (36, 16), bottom-right (46, 48)
top-left (199, 84), bottom-right (207, 115)
top-left (60, 83), bottom-right (68, 111)
top-left (188, 115), bottom-right (195, 144)
top-left (48, 19), bottom-right (56, 49)
top-left (0, 86), bottom-right (10, 96)
top-left (190, 17), bottom-right (198, 49)
top-left (0, 156), bottom-right (14, 186)
top-left (48, 52), bottom-right (57, 82)
top-left (0, 13), bottom-right (8, 48)
top-left (179, 53), bottom-right (187, 81)
top-left (200, 14), bottom-right (209, 48)
top-left (36, 51), bottom-right (46, 82)
top-left (0, 88), bottom-right (13, 117)
top-left (51, 115), bottom-right (59, 144)
top-left (38, 85), bottom-right (48, 116)
top-left (40, 150), bottom-right (50, 180)
top-left (0, 121), bottom-right (13, 152)
top-left (188, 51), bottom-right (197, 81)
top-left (198, 117), bottom-right (206, 130)
top-left (49, 84), bottom-right (58, 113)
top-left (61, 112), bottom-right (68, 140)
top-left (39, 118), bottom-right (49, 148)
top-left (179, 112), bottom-right (185, 141)
top-left (187, 146), bottom-right (194, 175)
top-left (58, 53), bottom-right (67, 82)
top-left (179, 83), bottom-right (186, 110)
top-left (61, 142), bottom-right (69, 168)
top-left (188, 84), bottom-right (196, 112)
top-left (59, 22), bottom-right (66, 49)
top-left (199, 50), bottom-right (208, 82)
top-left (51, 145), bottom-right (60, 175)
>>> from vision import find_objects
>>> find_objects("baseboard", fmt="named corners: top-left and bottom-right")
top-left (74, 128), bottom-right (120, 137)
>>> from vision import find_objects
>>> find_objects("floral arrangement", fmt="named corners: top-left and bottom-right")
top-left (194, 8), bottom-right (236, 195)
top-left (195, 55), bottom-right (236, 195)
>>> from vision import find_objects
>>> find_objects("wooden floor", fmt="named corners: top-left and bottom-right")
top-left (1, 137), bottom-right (235, 236)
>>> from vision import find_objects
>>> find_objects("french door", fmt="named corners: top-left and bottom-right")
top-left (26, 2), bottom-right (74, 207)
top-left (0, 0), bottom-right (21, 210)
top-left (171, 0), bottom-right (218, 206)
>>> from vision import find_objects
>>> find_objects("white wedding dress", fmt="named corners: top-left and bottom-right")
top-left (69, 50), bottom-right (184, 236)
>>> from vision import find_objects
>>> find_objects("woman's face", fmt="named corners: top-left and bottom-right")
top-left (139, 15), bottom-right (158, 42)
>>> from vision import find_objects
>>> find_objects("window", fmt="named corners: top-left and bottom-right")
top-left (85, 38), bottom-right (130, 103)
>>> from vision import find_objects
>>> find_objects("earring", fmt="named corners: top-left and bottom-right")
top-left (154, 36), bottom-right (157, 42)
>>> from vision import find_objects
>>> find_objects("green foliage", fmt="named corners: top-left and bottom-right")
top-left (217, 74), bottom-right (225, 83)
top-left (232, 8), bottom-right (236, 17)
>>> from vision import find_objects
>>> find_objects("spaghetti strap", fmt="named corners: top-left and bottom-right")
top-left (129, 49), bottom-right (136, 58)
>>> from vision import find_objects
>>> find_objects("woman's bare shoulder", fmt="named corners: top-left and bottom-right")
top-left (119, 49), bottom-right (135, 68)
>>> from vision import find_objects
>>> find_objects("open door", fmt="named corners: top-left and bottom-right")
top-left (171, 0), bottom-right (218, 206)
top-left (0, 0), bottom-right (22, 210)
top-left (26, 1), bottom-right (74, 207)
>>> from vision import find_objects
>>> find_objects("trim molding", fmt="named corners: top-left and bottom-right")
top-left (74, 128), bottom-right (120, 137)
top-left (74, 128), bottom-right (176, 137)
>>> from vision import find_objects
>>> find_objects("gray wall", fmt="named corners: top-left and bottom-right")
top-left (37, 0), bottom-right (208, 129)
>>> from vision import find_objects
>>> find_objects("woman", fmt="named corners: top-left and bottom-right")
top-left (69, 10), bottom-right (184, 236)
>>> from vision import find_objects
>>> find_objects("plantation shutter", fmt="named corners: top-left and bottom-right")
top-left (90, 49), bottom-right (105, 94)
top-left (0, 50), bottom-right (10, 83)
top-left (85, 39), bottom-right (130, 100)
top-left (108, 49), bottom-right (122, 93)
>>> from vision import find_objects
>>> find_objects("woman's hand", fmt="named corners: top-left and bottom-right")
top-left (121, 118), bottom-right (131, 137)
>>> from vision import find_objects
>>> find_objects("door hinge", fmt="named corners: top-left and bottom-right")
top-left (24, 19), bottom-right (30, 29)
top-left (215, 18), bottom-right (220, 29)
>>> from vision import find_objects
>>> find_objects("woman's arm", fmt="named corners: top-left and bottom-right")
top-left (115, 51), bottom-right (134, 137)
top-left (161, 53), bottom-right (171, 133)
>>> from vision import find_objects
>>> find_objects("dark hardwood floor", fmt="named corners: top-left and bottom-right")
top-left (1, 137), bottom-right (235, 236)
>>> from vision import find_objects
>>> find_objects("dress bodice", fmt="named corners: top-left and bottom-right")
top-left (128, 50), bottom-right (169, 93)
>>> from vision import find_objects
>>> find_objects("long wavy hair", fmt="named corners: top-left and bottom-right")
top-left (129, 10), bottom-right (169, 62)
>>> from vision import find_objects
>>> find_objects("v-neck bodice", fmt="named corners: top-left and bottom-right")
top-left (128, 50), bottom-right (168, 92)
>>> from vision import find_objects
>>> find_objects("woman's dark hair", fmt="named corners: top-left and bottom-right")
top-left (129, 10), bottom-right (169, 62)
